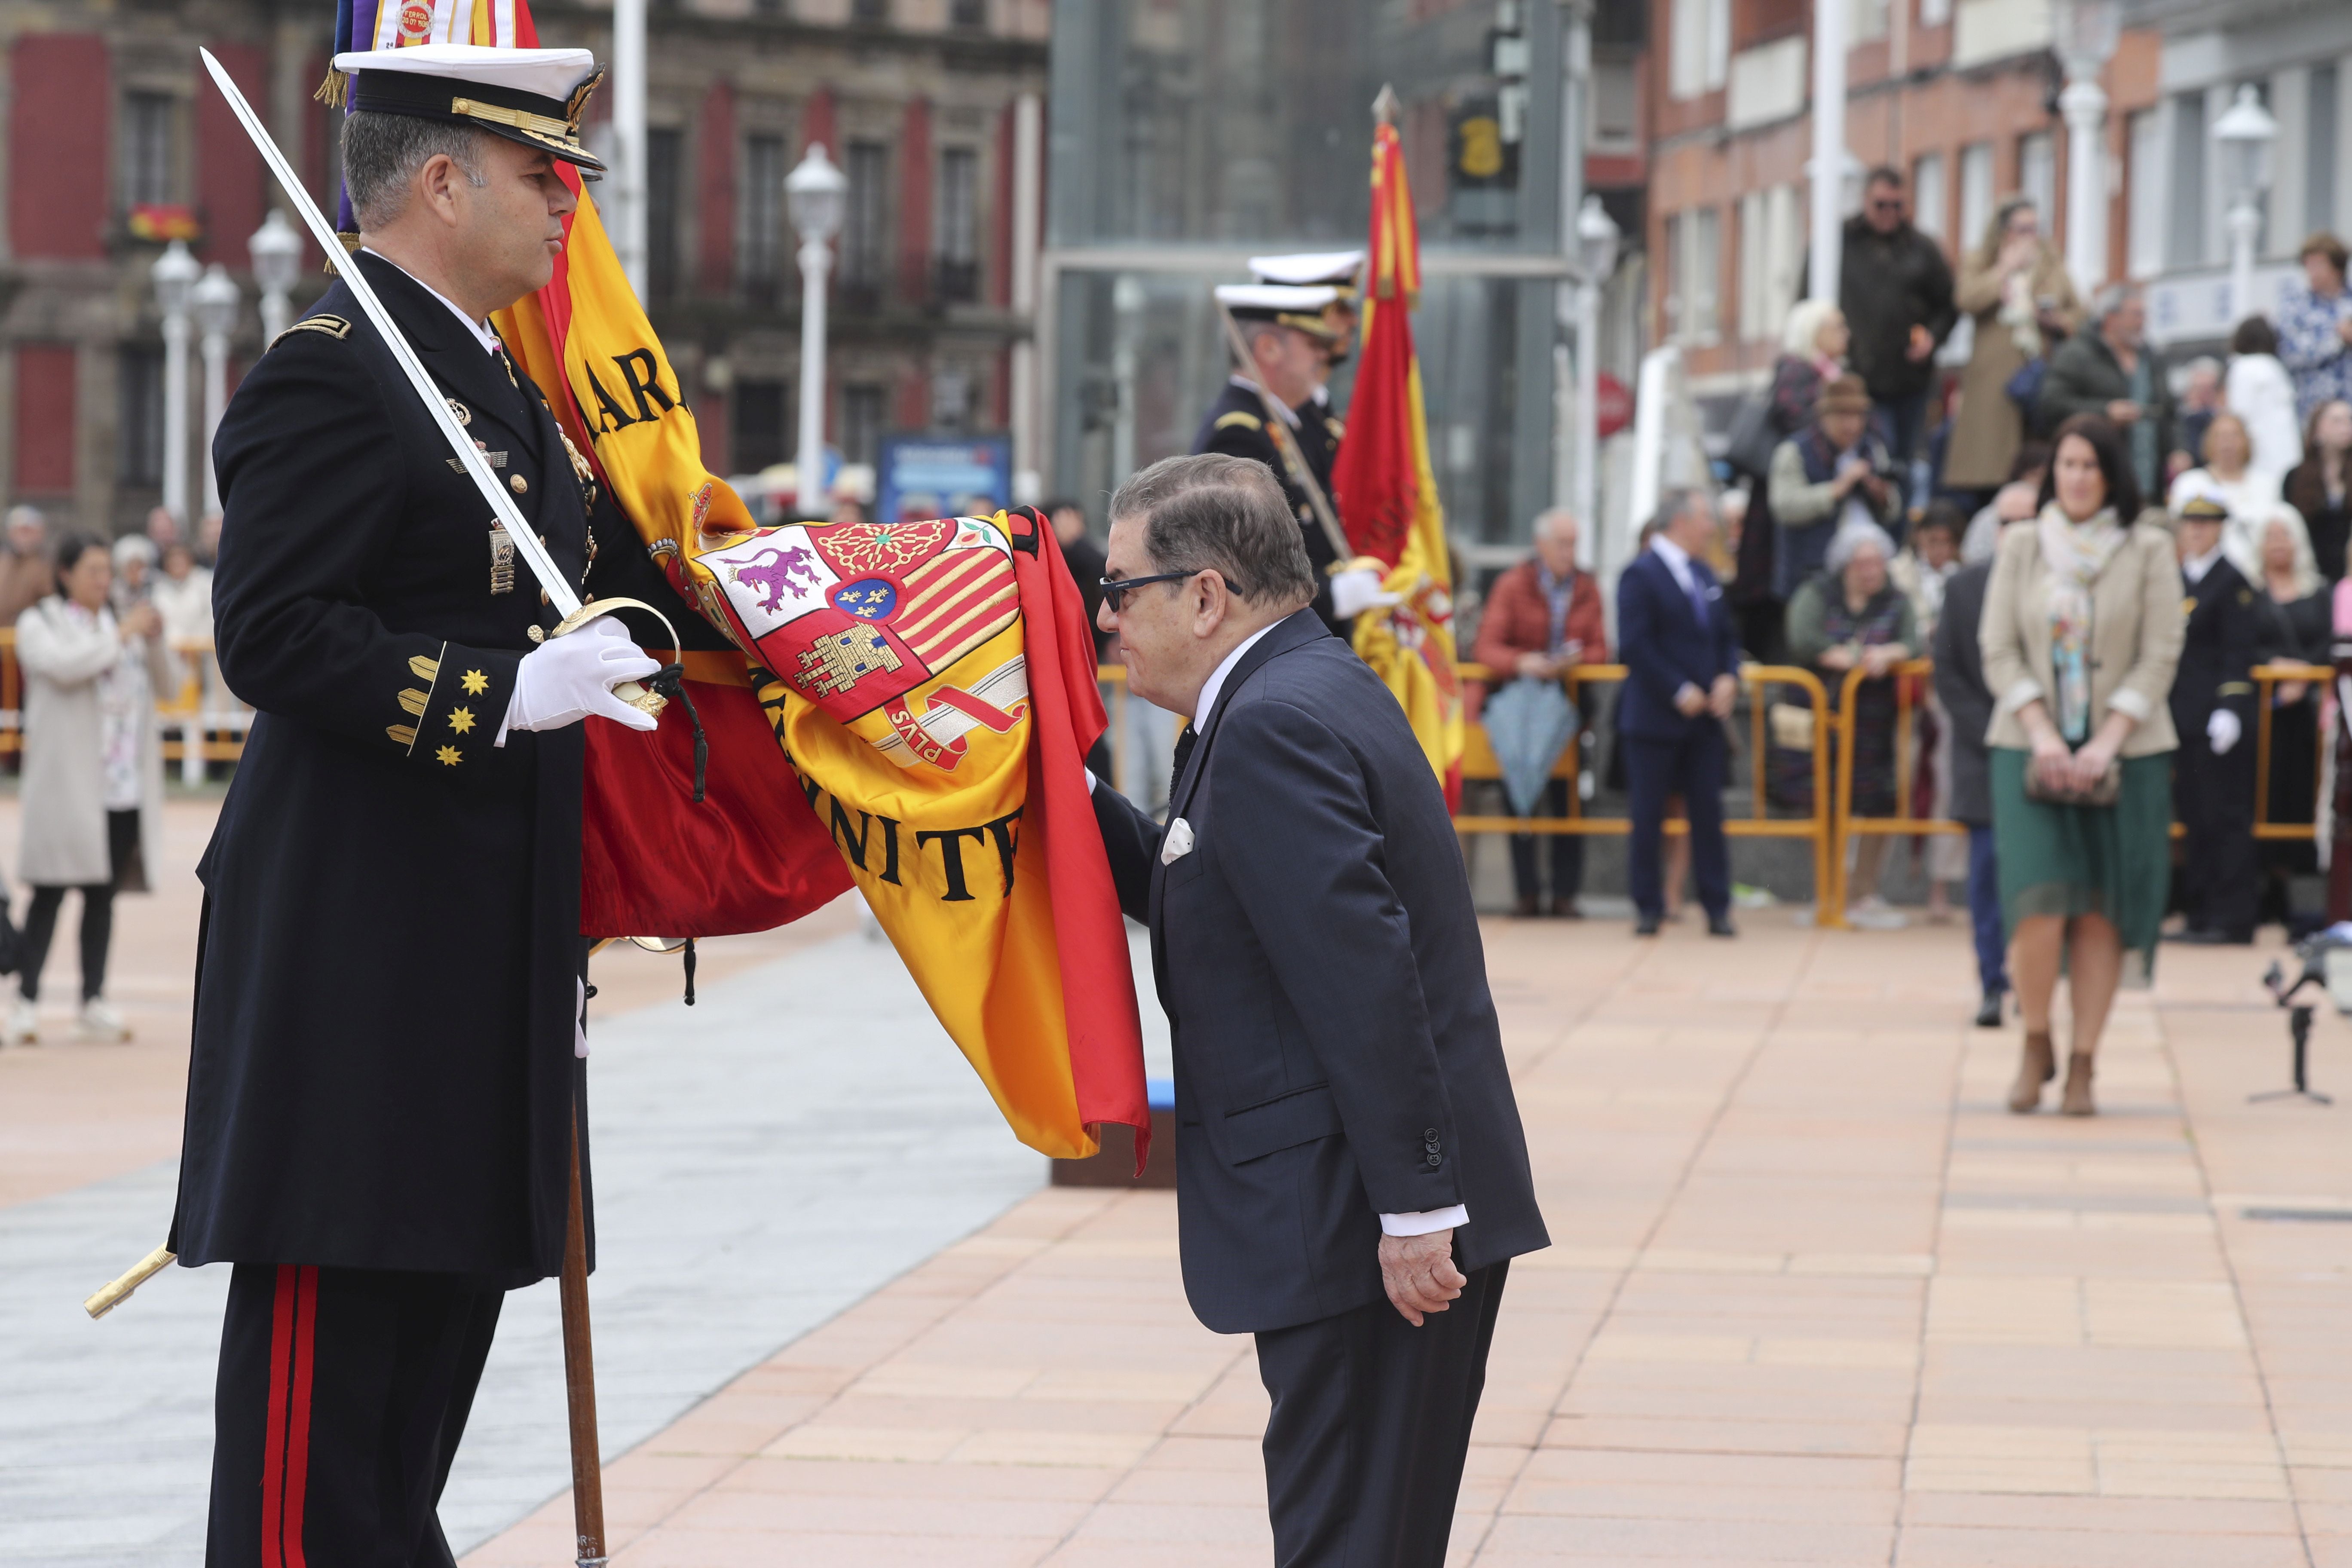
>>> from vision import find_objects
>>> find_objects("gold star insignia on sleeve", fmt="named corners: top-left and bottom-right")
top-left (436, 744), bottom-right (462, 766)
top-left (461, 669), bottom-right (490, 695)
top-left (448, 707), bottom-right (475, 734)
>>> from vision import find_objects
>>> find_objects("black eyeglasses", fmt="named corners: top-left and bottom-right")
top-left (1098, 570), bottom-right (1203, 610)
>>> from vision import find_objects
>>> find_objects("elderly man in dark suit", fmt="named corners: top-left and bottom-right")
top-left (1616, 488), bottom-right (1743, 937)
top-left (1088, 452), bottom-right (1549, 1567)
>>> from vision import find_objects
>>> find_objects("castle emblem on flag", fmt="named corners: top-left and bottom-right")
top-left (795, 623), bottom-right (902, 699)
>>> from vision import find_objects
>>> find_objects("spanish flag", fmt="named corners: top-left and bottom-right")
top-left (1331, 113), bottom-right (1466, 800)
top-left (334, 0), bottom-right (1148, 1162)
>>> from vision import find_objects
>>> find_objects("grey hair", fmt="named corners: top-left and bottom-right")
top-left (342, 111), bottom-right (491, 231)
top-left (4, 504), bottom-right (46, 536)
top-left (2090, 282), bottom-right (2142, 323)
top-left (1648, 487), bottom-right (1708, 539)
top-left (1530, 507), bottom-right (1580, 542)
top-left (1107, 453), bottom-right (1316, 607)
top-left (1826, 518), bottom-right (1896, 576)
top-left (1782, 298), bottom-right (1841, 357)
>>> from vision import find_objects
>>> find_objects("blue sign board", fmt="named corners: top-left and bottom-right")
top-left (875, 433), bottom-right (1014, 524)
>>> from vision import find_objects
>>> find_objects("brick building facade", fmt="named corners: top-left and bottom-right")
top-left (0, 0), bottom-right (1045, 533)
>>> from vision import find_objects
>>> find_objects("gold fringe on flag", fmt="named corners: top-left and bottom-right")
top-left (313, 65), bottom-right (349, 108)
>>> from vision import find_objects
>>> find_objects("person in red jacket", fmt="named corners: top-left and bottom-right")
top-left (1473, 510), bottom-right (1610, 916)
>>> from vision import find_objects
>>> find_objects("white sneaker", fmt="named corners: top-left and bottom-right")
top-left (1846, 896), bottom-right (1910, 931)
top-left (75, 998), bottom-right (130, 1043)
top-left (5, 998), bottom-right (35, 1046)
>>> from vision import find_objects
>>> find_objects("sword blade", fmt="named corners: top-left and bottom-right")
top-left (197, 48), bottom-right (582, 620)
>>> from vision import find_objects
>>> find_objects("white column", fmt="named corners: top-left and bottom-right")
top-left (796, 236), bottom-right (831, 515)
top-left (1008, 92), bottom-right (1043, 497)
top-left (612, 0), bottom-right (648, 298)
top-left (1556, 0), bottom-right (1591, 522)
top-left (1574, 276), bottom-right (1602, 561)
top-left (2060, 73), bottom-right (2110, 297)
top-left (161, 308), bottom-right (191, 527)
top-left (1808, 0), bottom-right (1848, 303)
top-left (2228, 197), bottom-right (2262, 326)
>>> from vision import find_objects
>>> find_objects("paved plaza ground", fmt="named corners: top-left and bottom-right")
top-left (3, 796), bottom-right (2351, 1565)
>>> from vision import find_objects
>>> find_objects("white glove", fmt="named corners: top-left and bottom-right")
top-left (500, 617), bottom-right (663, 741)
top-left (2207, 707), bottom-right (2242, 756)
top-left (1330, 567), bottom-right (1403, 620)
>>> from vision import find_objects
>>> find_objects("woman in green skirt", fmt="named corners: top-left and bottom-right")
top-left (1980, 413), bottom-right (2183, 1115)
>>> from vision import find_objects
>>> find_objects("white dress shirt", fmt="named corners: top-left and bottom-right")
top-left (361, 248), bottom-right (505, 355)
top-left (2180, 545), bottom-right (2223, 586)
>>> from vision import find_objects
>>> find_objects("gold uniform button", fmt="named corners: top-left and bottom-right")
top-left (527, 625), bottom-right (545, 643)
top-left (509, 474), bottom-right (528, 494)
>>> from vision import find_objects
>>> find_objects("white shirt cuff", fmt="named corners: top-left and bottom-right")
top-left (1994, 677), bottom-right (2045, 717)
top-left (2107, 687), bottom-right (2152, 723)
top-left (1380, 1205), bottom-right (1468, 1237)
top-left (1084, 767), bottom-right (1098, 794)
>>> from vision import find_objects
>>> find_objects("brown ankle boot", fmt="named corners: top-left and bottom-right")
top-left (2008, 1030), bottom-right (2055, 1114)
top-left (2060, 1054), bottom-right (2095, 1116)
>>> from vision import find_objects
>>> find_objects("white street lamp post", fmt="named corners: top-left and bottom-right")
top-left (1574, 194), bottom-right (1620, 561)
top-left (785, 145), bottom-right (848, 521)
top-left (2052, 0), bottom-right (2121, 297)
top-left (249, 208), bottom-right (302, 345)
top-left (2213, 84), bottom-right (2278, 327)
top-left (1807, 0), bottom-right (1848, 303)
top-left (612, 0), bottom-right (647, 297)
top-left (152, 240), bottom-right (201, 526)
top-left (192, 264), bottom-right (240, 520)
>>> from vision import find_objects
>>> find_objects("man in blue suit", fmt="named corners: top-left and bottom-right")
top-left (1615, 489), bottom-right (1742, 937)
top-left (1088, 453), bottom-right (1548, 1566)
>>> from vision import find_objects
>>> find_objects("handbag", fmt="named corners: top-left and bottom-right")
top-left (1727, 390), bottom-right (1781, 480)
top-left (2022, 757), bottom-right (2121, 807)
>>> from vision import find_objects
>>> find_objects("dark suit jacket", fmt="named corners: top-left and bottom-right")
top-left (1614, 547), bottom-right (1743, 741)
top-left (1932, 561), bottom-right (1997, 826)
top-left (1092, 610), bottom-right (1548, 1334)
top-left (2169, 557), bottom-right (2263, 738)
top-left (1192, 381), bottom-right (1346, 633)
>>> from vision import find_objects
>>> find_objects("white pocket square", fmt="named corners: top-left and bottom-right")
top-left (1161, 818), bottom-right (1195, 865)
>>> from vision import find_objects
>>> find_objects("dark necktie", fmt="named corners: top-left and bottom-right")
top-left (1169, 723), bottom-right (1198, 803)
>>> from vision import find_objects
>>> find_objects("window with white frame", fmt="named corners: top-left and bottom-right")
top-left (1739, 191), bottom-right (1768, 342)
top-left (1669, 205), bottom-right (1720, 343)
top-left (1670, 0), bottom-right (1729, 100)
top-left (2018, 132), bottom-right (2055, 240)
top-left (1920, 0), bottom-right (1951, 26)
top-left (2309, 64), bottom-right (2338, 237)
top-left (2167, 91), bottom-right (2208, 270)
top-left (1850, 0), bottom-right (1889, 44)
top-left (2127, 108), bottom-right (2164, 279)
top-left (1958, 141), bottom-right (1995, 253)
top-left (1737, 187), bottom-right (1803, 343)
top-left (1912, 152), bottom-right (1948, 243)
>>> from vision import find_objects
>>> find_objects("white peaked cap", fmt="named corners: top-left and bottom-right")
top-left (1247, 251), bottom-right (1367, 288)
top-left (331, 43), bottom-right (600, 104)
top-left (1213, 283), bottom-right (1342, 310)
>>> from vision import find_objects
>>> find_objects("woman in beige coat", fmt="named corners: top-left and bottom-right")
top-left (1981, 415), bottom-right (2183, 1116)
top-left (9, 533), bottom-right (172, 1044)
top-left (1947, 198), bottom-right (2084, 495)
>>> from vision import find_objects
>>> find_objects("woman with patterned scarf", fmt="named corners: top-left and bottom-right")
top-left (1980, 415), bottom-right (2184, 1115)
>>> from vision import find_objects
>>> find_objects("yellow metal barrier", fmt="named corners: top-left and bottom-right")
top-left (1827, 660), bottom-right (1961, 925)
top-left (0, 629), bottom-right (247, 771)
top-left (2252, 662), bottom-right (2331, 843)
top-left (1454, 662), bottom-right (1839, 911)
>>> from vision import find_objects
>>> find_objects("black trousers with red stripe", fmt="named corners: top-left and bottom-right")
top-left (208, 1264), bottom-right (505, 1568)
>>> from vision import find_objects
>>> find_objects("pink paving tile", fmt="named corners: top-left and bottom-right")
top-left (1892, 1525), bottom-right (2309, 1567)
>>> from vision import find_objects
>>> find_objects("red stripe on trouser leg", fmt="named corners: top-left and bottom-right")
top-left (280, 1265), bottom-right (319, 1568)
top-left (259, 1265), bottom-right (298, 1568)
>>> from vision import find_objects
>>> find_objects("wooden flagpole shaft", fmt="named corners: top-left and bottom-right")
top-left (561, 1120), bottom-right (608, 1568)
top-left (1212, 300), bottom-right (1355, 565)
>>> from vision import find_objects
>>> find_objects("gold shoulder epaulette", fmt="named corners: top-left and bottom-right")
top-left (271, 314), bottom-right (353, 351)
top-left (1214, 410), bottom-right (1263, 433)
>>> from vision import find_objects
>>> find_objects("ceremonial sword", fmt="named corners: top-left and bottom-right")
top-left (195, 48), bottom-right (662, 718)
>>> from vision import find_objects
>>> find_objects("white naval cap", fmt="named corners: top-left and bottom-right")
top-left (1247, 250), bottom-right (1367, 291)
top-left (330, 44), bottom-right (606, 171)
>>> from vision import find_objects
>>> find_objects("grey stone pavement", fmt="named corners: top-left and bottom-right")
top-left (0, 924), bottom-right (1168, 1564)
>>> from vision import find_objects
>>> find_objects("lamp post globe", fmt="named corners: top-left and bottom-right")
top-left (153, 239), bottom-right (202, 525)
top-left (249, 209), bottom-right (302, 343)
top-left (1577, 193), bottom-right (1620, 286)
top-left (1571, 194), bottom-right (1620, 567)
top-left (2213, 84), bottom-right (2279, 323)
top-left (2050, 0), bottom-right (2120, 295)
top-left (786, 145), bottom-right (849, 518)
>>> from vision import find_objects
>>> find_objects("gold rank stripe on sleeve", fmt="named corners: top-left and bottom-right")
top-left (1214, 410), bottom-right (1263, 432)
top-left (269, 314), bottom-right (353, 352)
top-left (388, 643), bottom-right (447, 755)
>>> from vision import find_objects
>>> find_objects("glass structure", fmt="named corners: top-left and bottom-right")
top-left (1042, 0), bottom-right (1572, 545)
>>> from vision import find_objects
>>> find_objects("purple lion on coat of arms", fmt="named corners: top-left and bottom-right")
top-left (730, 544), bottom-right (824, 614)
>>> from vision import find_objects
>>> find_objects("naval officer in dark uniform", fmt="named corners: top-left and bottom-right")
top-left (172, 44), bottom-right (662, 1562)
top-left (2167, 493), bottom-right (2263, 944)
top-left (1248, 250), bottom-right (1364, 491)
top-left (1191, 284), bottom-right (1390, 637)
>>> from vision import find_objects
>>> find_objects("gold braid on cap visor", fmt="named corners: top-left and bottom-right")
top-left (449, 95), bottom-right (586, 148)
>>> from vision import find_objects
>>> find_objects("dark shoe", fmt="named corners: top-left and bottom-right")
top-left (1548, 897), bottom-right (1582, 919)
top-left (1975, 991), bottom-right (2006, 1029)
top-left (2164, 927), bottom-right (2231, 945)
top-left (2008, 1029), bottom-right (2055, 1114)
top-left (1634, 913), bottom-right (1662, 937)
top-left (2060, 1053), bottom-right (2096, 1116)
top-left (1706, 913), bottom-right (1737, 937)
top-left (1511, 894), bottom-right (1540, 919)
